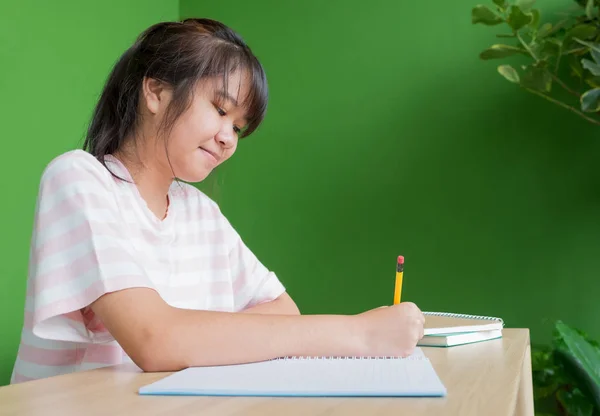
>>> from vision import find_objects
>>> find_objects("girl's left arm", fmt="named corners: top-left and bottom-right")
top-left (241, 292), bottom-right (300, 315)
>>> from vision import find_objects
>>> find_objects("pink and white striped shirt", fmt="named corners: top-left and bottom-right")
top-left (11, 150), bottom-right (286, 383)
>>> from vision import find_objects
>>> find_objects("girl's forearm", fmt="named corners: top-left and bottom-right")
top-left (151, 309), bottom-right (364, 371)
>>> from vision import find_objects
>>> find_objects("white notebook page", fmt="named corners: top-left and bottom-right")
top-left (139, 348), bottom-right (447, 397)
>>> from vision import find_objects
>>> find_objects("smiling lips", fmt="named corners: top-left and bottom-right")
top-left (200, 147), bottom-right (219, 164)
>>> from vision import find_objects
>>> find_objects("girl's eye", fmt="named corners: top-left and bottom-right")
top-left (215, 105), bottom-right (241, 135)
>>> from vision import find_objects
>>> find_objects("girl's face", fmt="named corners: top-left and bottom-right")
top-left (145, 71), bottom-right (250, 183)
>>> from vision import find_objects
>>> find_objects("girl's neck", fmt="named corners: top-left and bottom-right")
top-left (113, 144), bottom-right (172, 220)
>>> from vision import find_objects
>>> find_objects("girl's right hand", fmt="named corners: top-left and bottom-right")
top-left (354, 302), bottom-right (425, 357)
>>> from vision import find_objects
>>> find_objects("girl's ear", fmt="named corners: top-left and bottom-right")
top-left (142, 77), bottom-right (169, 115)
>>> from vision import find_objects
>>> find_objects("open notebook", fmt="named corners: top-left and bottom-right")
top-left (418, 312), bottom-right (504, 347)
top-left (139, 348), bottom-right (447, 397)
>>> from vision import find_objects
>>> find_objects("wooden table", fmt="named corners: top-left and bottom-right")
top-left (0, 328), bottom-right (534, 416)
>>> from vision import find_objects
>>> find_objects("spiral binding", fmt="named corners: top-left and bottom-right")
top-left (273, 355), bottom-right (427, 361)
top-left (424, 311), bottom-right (504, 325)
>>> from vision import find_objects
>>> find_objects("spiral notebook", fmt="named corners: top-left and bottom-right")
top-left (138, 348), bottom-right (447, 397)
top-left (418, 312), bottom-right (504, 347)
top-left (422, 311), bottom-right (504, 335)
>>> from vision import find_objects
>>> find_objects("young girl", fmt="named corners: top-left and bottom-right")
top-left (11, 18), bottom-right (425, 384)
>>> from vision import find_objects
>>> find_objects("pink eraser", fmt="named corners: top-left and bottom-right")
top-left (397, 255), bottom-right (404, 264)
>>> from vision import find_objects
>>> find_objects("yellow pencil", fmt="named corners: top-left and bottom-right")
top-left (394, 255), bottom-right (404, 305)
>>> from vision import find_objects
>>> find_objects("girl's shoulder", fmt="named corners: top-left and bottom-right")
top-left (40, 149), bottom-right (116, 188)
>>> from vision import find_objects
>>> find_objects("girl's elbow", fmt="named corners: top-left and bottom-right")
top-left (133, 344), bottom-right (185, 373)
top-left (128, 328), bottom-right (186, 372)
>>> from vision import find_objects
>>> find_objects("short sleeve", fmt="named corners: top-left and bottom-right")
top-left (215, 210), bottom-right (286, 311)
top-left (27, 152), bottom-right (155, 344)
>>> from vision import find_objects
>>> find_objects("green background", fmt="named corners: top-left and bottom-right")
top-left (1, 0), bottom-right (599, 386)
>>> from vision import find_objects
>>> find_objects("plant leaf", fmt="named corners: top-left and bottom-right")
top-left (565, 25), bottom-right (597, 47)
top-left (582, 58), bottom-right (600, 76)
top-left (537, 39), bottom-right (561, 60)
top-left (493, 0), bottom-right (506, 7)
top-left (480, 44), bottom-right (527, 60)
top-left (521, 65), bottom-right (552, 92)
top-left (570, 54), bottom-right (585, 79)
top-left (472, 5), bottom-right (503, 25)
top-left (516, 0), bottom-right (535, 12)
top-left (534, 382), bottom-right (558, 400)
top-left (532, 346), bottom-right (553, 371)
top-left (557, 388), bottom-right (594, 416)
top-left (508, 5), bottom-right (532, 31)
top-left (547, 19), bottom-right (570, 36)
top-left (586, 0), bottom-right (596, 19)
top-left (575, 39), bottom-right (600, 64)
top-left (584, 74), bottom-right (600, 88)
top-left (498, 65), bottom-right (520, 83)
top-left (528, 9), bottom-right (540, 29)
top-left (537, 23), bottom-right (553, 38)
top-left (564, 47), bottom-right (588, 56)
top-left (554, 321), bottom-right (600, 408)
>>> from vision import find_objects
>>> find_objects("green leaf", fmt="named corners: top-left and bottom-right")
top-left (498, 65), bottom-right (520, 83)
top-left (556, 388), bottom-right (594, 416)
top-left (508, 5), bottom-right (532, 31)
top-left (521, 65), bottom-right (552, 92)
top-left (516, 0), bottom-right (535, 12)
top-left (575, 39), bottom-right (600, 64)
top-left (584, 74), bottom-right (600, 88)
top-left (480, 44), bottom-right (527, 60)
top-left (565, 25), bottom-right (597, 46)
top-left (554, 321), bottom-right (600, 408)
top-left (570, 54), bottom-right (585, 79)
top-left (528, 9), bottom-right (540, 29)
top-left (532, 346), bottom-right (553, 371)
top-left (564, 47), bottom-right (588, 56)
top-left (582, 58), bottom-right (600, 76)
top-left (586, 0), bottom-right (596, 19)
top-left (551, 19), bottom-right (569, 34)
top-left (493, 0), bottom-right (506, 7)
top-left (537, 23), bottom-right (553, 38)
top-left (472, 5), bottom-right (503, 25)
top-left (537, 39), bottom-right (561, 60)
top-left (534, 383), bottom-right (558, 400)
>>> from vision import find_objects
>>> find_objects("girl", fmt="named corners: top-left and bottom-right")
top-left (11, 18), bottom-right (425, 383)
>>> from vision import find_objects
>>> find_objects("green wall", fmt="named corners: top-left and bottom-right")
top-left (182, 0), bottom-right (600, 345)
top-left (2, 0), bottom-right (599, 387)
top-left (0, 0), bottom-right (178, 385)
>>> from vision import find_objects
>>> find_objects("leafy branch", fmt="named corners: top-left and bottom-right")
top-left (532, 321), bottom-right (600, 416)
top-left (473, 0), bottom-right (600, 126)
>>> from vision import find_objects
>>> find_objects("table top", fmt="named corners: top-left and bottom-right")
top-left (0, 328), bottom-right (532, 416)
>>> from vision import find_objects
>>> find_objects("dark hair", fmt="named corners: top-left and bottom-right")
top-left (83, 18), bottom-right (268, 175)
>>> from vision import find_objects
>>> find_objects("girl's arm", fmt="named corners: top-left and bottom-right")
top-left (90, 287), bottom-right (424, 372)
top-left (91, 287), bottom-right (357, 372)
top-left (240, 292), bottom-right (300, 315)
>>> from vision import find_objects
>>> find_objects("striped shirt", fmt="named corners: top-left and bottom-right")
top-left (11, 150), bottom-right (286, 383)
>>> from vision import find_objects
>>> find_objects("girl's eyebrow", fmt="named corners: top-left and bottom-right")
top-left (216, 89), bottom-right (239, 107)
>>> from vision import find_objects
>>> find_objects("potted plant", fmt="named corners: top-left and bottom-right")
top-left (472, 0), bottom-right (600, 125)
top-left (532, 321), bottom-right (600, 415)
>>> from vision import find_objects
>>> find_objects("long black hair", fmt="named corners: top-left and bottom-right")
top-left (83, 18), bottom-right (268, 177)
